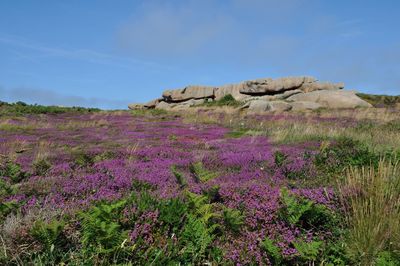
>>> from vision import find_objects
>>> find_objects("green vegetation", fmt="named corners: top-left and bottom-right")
top-left (0, 101), bottom-right (100, 116)
top-left (357, 93), bottom-right (400, 107)
top-left (202, 94), bottom-right (242, 107)
top-left (339, 160), bottom-right (400, 265)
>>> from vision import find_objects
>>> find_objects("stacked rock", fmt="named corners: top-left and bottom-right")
top-left (129, 76), bottom-right (372, 112)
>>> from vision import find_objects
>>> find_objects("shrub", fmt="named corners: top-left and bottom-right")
top-left (339, 159), bottom-right (400, 265)
top-left (203, 94), bottom-right (241, 107)
top-left (315, 138), bottom-right (378, 176)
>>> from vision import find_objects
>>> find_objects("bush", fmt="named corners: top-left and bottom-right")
top-left (315, 138), bottom-right (378, 176)
top-left (203, 94), bottom-right (241, 107)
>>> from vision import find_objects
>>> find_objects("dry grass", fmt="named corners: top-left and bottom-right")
top-left (56, 119), bottom-right (109, 130)
top-left (339, 160), bottom-right (400, 265)
top-left (180, 107), bottom-right (400, 151)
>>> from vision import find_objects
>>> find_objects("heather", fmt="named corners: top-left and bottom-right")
top-left (0, 109), bottom-right (399, 265)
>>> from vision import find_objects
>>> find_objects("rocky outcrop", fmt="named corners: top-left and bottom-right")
top-left (214, 83), bottom-right (250, 101)
top-left (290, 101), bottom-right (322, 111)
top-left (129, 76), bottom-right (372, 112)
top-left (144, 98), bottom-right (162, 109)
top-left (244, 100), bottom-right (292, 113)
top-left (286, 90), bottom-right (373, 109)
top-left (128, 103), bottom-right (145, 110)
top-left (240, 76), bottom-right (316, 95)
top-left (163, 86), bottom-right (216, 102)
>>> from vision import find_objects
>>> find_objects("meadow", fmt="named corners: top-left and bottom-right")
top-left (0, 101), bottom-right (399, 265)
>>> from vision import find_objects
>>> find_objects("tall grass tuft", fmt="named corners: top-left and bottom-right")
top-left (339, 159), bottom-right (400, 264)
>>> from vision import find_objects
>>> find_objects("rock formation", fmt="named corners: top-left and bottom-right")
top-left (128, 76), bottom-right (372, 112)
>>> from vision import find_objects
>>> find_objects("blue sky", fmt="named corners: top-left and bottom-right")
top-left (0, 0), bottom-right (399, 109)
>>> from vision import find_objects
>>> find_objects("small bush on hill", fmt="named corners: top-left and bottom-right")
top-left (203, 94), bottom-right (242, 107)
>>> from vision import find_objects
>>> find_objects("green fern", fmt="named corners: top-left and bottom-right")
top-left (79, 200), bottom-right (128, 255)
top-left (181, 214), bottom-right (215, 263)
top-left (158, 198), bottom-right (187, 230)
top-left (261, 237), bottom-right (283, 265)
top-left (189, 162), bottom-right (218, 183)
top-left (279, 188), bottom-right (313, 225)
top-left (293, 240), bottom-right (323, 262)
top-left (0, 200), bottom-right (19, 221)
top-left (31, 219), bottom-right (65, 252)
top-left (171, 165), bottom-right (187, 188)
top-left (185, 191), bottom-right (219, 227)
top-left (0, 178), bottom-right (16, 197)
top-left (223, 207), bottom-right (244, 233)
top-left (1, 161), bottom-right (26, 183)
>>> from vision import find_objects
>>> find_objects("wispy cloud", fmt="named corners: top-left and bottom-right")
top-left (0, 34), bottom-right (171, 71)
top-left (0, 86), bottom-right (128, 109)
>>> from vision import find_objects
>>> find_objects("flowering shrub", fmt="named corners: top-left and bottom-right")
top-left (0, 111), bottom-right (395, 265)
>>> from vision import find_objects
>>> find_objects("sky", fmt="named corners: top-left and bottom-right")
top-left (0, 0), bottom-right (399, 109)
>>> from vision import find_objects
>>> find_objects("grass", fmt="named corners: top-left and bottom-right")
top-left (182, 107), bottom-right (400, 152)
top-left (339, 159), bottom-right (400, 265)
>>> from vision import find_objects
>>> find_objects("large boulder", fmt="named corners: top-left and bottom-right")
top-left (163, 86), bottom-right (216, 102)
top-left (173, 99), bottom-right (205, 110)
top-left (290, 101), bottom-right (322, 111)
top-left (155, 101), bottom-right (175, 110)
top-left (246, 100), bottom-right (292, 112)
top-left (300, 82), bottom-right (345, 93)
top-left (287, 90), bottom-right (372, 109)
top-left (128, 103), bottom-right (145, 110)
top-left (144, 98), bottom-right (162, 109)
top-left (240, 76), bottom-right (316, 95)
top-left (214, 83), bottom-right (251, 101)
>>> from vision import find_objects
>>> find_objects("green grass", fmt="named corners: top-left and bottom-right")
top-left (339, 160), bottom-right (400, 265)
